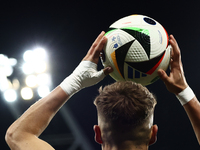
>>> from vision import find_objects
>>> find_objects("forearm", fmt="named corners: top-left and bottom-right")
top-left (183, 97), bottom-right (200, 144)
top-left (6, 86), bottom-right (69, 139)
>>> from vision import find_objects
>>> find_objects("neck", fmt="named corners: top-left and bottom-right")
top-left (101, 141), bottom-right (148, 150)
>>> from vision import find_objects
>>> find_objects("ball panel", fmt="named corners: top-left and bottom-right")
top-left (125, 40), bottom-right (149, 62)
top-left (121, 28), bottom-right (151, 58)
top-left (113, 40), bottom-right (135, 78)
top-left (125, 50), bottom-right (165, 74)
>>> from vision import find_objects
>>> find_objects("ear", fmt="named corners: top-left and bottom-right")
top-left (93, 125), bottom-right (103, 144)
top-left (149, 124), bottom-right (158, 146)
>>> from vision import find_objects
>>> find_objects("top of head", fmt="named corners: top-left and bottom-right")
top-left (102, 14), bottom-right (170, 86)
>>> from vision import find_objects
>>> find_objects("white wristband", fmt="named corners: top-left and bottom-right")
top-left (176, 86), bottom-right (195, 105)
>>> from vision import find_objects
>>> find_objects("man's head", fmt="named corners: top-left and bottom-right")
top-left (93, 81), bottom-right (157, 148)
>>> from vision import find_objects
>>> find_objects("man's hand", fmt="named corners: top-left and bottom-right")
top-left (60, 31), bottom-right (113, 96)
top-left (158, 35), bottom-right (188, 95)
top-left (83, 31), bottom-right (113, 75)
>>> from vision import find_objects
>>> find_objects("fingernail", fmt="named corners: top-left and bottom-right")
top-left (101, 31), bottom-right (105, 35)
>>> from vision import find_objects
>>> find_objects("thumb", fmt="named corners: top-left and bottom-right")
top-left (103, 66), bottom-right (113, 75)
top-left (158, 69), bottom-right (169, 83)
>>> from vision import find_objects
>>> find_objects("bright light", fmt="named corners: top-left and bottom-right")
top-left (5, 66), bottom-right (13, 77)
top-left (9, 58), bottom-right (17, 66)
top-left (37, 73), bottom-right (51, 86)
top-left (0, 54), bottom-right (8, 65)
top-left (37, 85), bottom-right (50, 98)
top-left (22, 61), bottom-right (47, 74)
top-left (34, 48), bottom-right (47, 61)
top-left (3, 89), bottom-right (17, 102)
top-left (21, 87), bottom-right (33, 100)
top-left (22, 48), bottom-right (48, 74)
top-left (25, 75), bottom-right (37, 87)
top-left (22, 63), bottom-right (34, 74)
top-left (35, 61), bottom-right (47, 73)
top-left (0, 54), bottom-right (16, 77)
top-left (23, 48), bottom-right (47, 62)
top-left (0, 74), bottom-right (9, 91)
top-left (23, 50), bottom-right (34, 62)
top-left (12, 79), bottom-right (20, 90)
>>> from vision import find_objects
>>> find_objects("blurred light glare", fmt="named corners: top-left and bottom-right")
top-left (37, 73), bottom-right (51, 86)
top-left (23, 50), bottom-right (34, 62)
top-left (5, 66), bottom-right (13, 76)
top-left (21, 87), bottom-right (33, 100)
top-left (12, 79), bottom-right (20, 90)
top-left (9, 58), bottom-right (17, 66)
top-left (0, 54), bottom-right (8, 65)
top-left (22, 63), bottom-right (34, 74)
top-left (34, 48), bottom-right (47, 61)
top-left (35, 61), bottom-right (47, 73)
top-left (0, 76), bottom-right (9, 92)
top-left (3, 89), bottom-right (17, 102)
top-left (25, 75), bottom-right (37, 87)
top-left (37, 85), bottom-right (50, 98)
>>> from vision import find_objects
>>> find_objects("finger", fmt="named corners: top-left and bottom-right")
top-left (95, 36), bottom-right (107, 53)
top-left (88, 32), bottom-right (106, 57)
top-left (82, 31), bottom-right (106, 62)
top-left (157, 69), bottom-right (169, 83)
top-left (91, 31), bottom-right (105, 50)
top-left (169, 35), bottom-right (181, 61)
top-left (103, 66), bottom-right (113, 75)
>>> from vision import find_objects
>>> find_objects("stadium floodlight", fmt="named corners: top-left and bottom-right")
top-left (37, 85), bottom-right (50, 98)
top-left (21, 87), bottom-right (33, 100)
top-left (19, 48), bottom-right (51, 100)
top-left (0, 75), bottom-right (9, 92)
top-left (0, 54), bottom-right (17, 77)
top-left (23, 50), bottom-right (34, 63)
top-left (37, 73), bottom-right (51, 86)
top-left (25, 75), bottom-right (37, 87)
top-left (3, 89), bottom-right (17, 102)
top-left (0, 54), bottom-right (17, 93)
top-left (34, 61), bottom-right (47, 73)
top-left (33, 48), bottom-right (47, 61)
top-left (22, 48), bottom-right (48, 75)
top-left (9, 58), bottom-right (17, 66)
top-left (12, 79), bottom-right (20, 90)
top-left (22, 62), bottom-right (34, 74)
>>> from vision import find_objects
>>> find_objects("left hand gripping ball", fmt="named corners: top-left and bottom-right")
top-left (101, 14), bottom-right (170, 86)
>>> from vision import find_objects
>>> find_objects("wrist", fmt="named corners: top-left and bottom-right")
top-left (176, 86), bottom-right (195, 105)
top-left (60, 74), bottom-right (81, 97)
top-left (60, 61), bottom-right (106, 97)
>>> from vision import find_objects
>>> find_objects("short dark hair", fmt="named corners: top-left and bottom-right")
top-left (94, 81), bottom-right (157, 128)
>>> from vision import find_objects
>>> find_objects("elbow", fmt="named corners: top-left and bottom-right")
top-left (5, 128), bottom-right (12, 147)
top-left (5, 127), bottom-right (19, 148)
top-left (5, 128), bottom-right (15, 147)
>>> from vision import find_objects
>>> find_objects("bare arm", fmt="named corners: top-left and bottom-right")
top-left (183, 97), bottom-right (200, 143)
top-left (158, 35), bottom-right (200, 144)
top-left (5, 31), bottom-right (112, 150)
top-left (5, 87), bottom-right (68, 150)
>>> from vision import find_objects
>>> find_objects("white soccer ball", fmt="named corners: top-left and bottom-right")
top-left (101, 14), bottom-right (171, 86)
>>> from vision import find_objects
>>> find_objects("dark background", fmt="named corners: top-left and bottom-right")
top-left (0, 1), bottom-right (200, 149)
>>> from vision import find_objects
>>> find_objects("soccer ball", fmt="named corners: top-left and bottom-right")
top-left (101, 14), bottom-right (171, 86)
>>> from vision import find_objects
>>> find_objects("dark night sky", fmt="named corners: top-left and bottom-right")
top-left (0, 1), bottom-right (200, 149)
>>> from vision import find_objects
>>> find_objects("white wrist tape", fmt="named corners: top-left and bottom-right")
top-left (176, 86), bottom-right (195, 105)
top-left (60, 61), bottom-right (105, 97)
